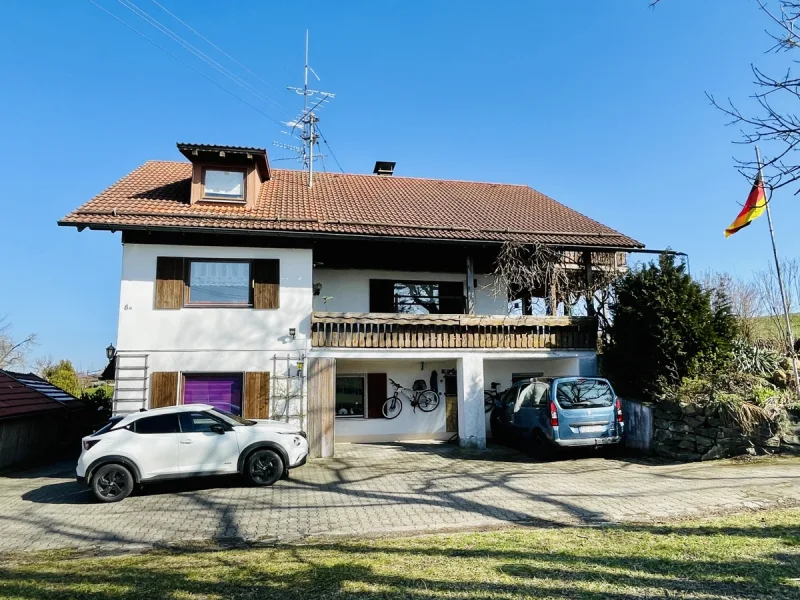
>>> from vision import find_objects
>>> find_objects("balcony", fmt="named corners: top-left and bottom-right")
top-left (310, 312), bottom-right (597, 350)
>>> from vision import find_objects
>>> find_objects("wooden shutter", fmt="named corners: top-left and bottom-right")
top-left (439, 281), bottom-right (466, 314)
top-left (155, 257), bottom-right (184, 309)
top-left (150, 372), bottom-right (178, 408)
top-left (308, 358), bottom-right (336, 458)
top-left (253, 259), bottom-right (280, 309)
top-left (369, 279), bottom-right (395, 312)
top-left (367, 373), bottom-right (387, 419)
top-left (244, 372), bottom-right (270, 419)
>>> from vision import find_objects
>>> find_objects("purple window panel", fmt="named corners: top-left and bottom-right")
top-left (183, 375), bottom-right (242, 416)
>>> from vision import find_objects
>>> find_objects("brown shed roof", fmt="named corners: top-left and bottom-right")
top-left (0, 371), bottom-right (85, 420)
top-left (59, 160), bottom-right (642, 248)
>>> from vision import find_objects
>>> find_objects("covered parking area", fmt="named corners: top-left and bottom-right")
top-left (306, 349), bottom-right (599, 457)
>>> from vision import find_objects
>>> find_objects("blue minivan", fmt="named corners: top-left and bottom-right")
top-left (490, 377), bottom-right (623, 454)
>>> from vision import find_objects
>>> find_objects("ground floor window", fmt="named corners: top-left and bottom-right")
top-left (183, 374), bottom-right (243, 416)
top-left (512, 372), bottom-right (544, 384)
top-left (336, 375), bottom-right (365, 417)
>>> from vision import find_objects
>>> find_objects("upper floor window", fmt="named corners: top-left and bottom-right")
top-left (188, 260), bottom-right (251, 305)
top-left (204, 169), bottom-right (245, 201)
top-left (155, 257), bottom-right (279, 310)
top-left (369, 279), bottom-right (465, 314)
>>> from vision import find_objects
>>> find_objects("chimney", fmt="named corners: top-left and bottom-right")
top-left (373, 161), bottom-right (396, 176)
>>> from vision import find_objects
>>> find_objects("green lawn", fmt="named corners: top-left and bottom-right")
top-left (2, 509), bottom-right (800, 599)
top-left (750, 313), bottom-right (800, 342)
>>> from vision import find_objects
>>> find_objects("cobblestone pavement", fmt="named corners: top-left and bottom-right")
top-left (2, 442), bottom-right (800, 553)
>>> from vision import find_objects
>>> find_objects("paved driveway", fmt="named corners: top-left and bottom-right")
top-left (2, 442), bottom-right (800, 553)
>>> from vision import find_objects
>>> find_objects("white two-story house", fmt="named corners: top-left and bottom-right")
top-left (60, 143), bottom-right (642, 457)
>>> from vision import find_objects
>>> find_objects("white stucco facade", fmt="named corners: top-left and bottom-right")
top-left (111, 242), bottom-right (598, 451)
top-left (312, 268), bottom-right (508, 315)
top-left (114, 243), bottom-right (312, 422)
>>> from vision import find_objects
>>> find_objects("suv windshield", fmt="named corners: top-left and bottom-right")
top-left (210, 408), bottom-right (255, 426)
top-left (556, 379), bottom-right (614, 409)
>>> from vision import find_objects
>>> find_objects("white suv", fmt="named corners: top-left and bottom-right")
top-left (77, 404), bottom-right (309, 502)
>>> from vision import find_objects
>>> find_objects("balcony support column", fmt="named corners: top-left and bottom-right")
top-left (456, 355), bottom-right (486, 449)
top-left (465, 255), bottom-right (476, 315)
top-left (584, 250), bottom-right (595, 317)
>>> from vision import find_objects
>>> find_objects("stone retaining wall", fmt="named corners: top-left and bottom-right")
top-left (652, 401), bottom-right (781, 461)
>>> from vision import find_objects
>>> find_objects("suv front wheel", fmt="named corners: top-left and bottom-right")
top-left (91, 463), bottom-right (134, 502)
top-left (245, 449), bottom-right (284, 486)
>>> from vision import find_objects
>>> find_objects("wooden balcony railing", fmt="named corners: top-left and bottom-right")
top-left (311, 312), bottom-right (597, 350)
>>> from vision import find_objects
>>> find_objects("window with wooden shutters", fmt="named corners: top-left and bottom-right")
top-left (438, 281), bottom-right (466, 314)
top-left (243, 372), bottom-right (270, 419)
top-left (150, 372), bottom-right (178, 408)
top-left (253, 259), bottom-right (280, 309)
top-left (369, 279), bottom-right (466, 314)
top-left (155, 257), bottom-right (185, 309)
top-left (369, 280), bottom-right (394, 312)
top-left (367, 372), bottom-right (387, 419)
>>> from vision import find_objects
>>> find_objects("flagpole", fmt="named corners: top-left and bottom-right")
top-left (755, 145), bottom-right (800, 393)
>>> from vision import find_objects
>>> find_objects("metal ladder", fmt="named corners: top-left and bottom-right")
top-left (113, 353), bottom-right (149, 415)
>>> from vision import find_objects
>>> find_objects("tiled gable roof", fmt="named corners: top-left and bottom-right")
top-left (60, 161), bottom-right (642, 247)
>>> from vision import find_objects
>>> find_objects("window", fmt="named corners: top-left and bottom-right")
top-left (369, 279), bottom-right (464, 314)
top-left (133, 414), bottom-right (180, 434)
top-left (183, 374), bottom-right (243, 416)
top-left (555, 379), bottom-right (614, 410)
top-left (188, 260), bottom-right (251, 305)
top-left (511, 372), bottom-right (544, 384)
top-left (336, 375), bottom-right (365, 417)
top-left (517, 382), bottom-right (550, 410)
top-left (179, 412), bottom-right (224, 433)
top-left (204, 169), bottom-right (244, 200)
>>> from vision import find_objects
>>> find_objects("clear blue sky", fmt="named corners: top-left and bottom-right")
top-left (1, 0), bottom-right (798, 371)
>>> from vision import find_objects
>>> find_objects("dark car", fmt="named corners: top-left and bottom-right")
top-left (490, 377), bottom-right (623, 455)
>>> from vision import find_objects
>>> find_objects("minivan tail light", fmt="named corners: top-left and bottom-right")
top-left (615, 397), bottom-right (623, 423)
top-left (549, 401), bottom-right (558, 427)
top-left (83, 439), bottom-right (100, 451)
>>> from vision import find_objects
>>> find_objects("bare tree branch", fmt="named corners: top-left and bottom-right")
top-left (704, 1), bottom-right (800, 194)
top-left (0, 317), bottom-right (37, 370)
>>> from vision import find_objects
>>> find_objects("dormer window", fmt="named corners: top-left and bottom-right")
top-left (203, 169), bottom-right (245, 201)
top-left (178, 144), bottom-right (270, 207)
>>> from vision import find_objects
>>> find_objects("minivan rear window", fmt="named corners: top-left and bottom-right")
top-left (555, 379), bottom-right (614, 409)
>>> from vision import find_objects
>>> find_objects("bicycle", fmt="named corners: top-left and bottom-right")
top-left (383, 379), bottom-right (440, 419)
top-left (484, 381), bottom-right (504, 413)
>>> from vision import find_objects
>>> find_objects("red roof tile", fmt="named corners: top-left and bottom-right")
top-left (60, 161), bottom-right (642, 248)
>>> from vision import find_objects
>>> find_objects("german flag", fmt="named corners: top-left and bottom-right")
top-left (725, 172), bottom-right (767, 237)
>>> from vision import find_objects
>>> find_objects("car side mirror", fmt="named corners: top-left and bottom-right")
top-left (210, 424), bottom-right (226, 435)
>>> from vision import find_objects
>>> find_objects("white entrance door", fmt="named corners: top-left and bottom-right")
top-left (177, 412), bottom-right (240, 474)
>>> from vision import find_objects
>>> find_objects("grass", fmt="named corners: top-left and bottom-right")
top-left (749, 313), bottom-right (800, 342)
top-left (2, 509), bottom-right (800, 599)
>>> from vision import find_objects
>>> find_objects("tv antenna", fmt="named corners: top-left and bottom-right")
top-left (274, 30), bottom-right (335, 188)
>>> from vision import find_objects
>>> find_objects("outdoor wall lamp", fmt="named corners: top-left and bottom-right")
top-left (313, 282), bottom-right (322, 296)
top-left (106, 344), bottom-right (116, 360)
top-left (289, 328), bottom-right (296, 340)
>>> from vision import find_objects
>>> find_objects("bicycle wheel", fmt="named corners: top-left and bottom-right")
top-left (484, 391), bottom-right (496, 413)
top-left (382, 396), bottom-right (403, 419)
top-left (417, 390), bottom-right (440, 412)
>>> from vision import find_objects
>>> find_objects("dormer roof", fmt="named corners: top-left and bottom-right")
top-left (176, 143), bottom-right (270, 181)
